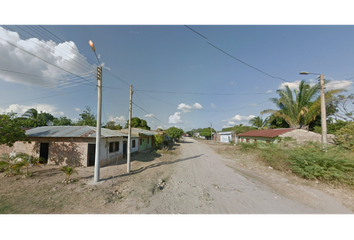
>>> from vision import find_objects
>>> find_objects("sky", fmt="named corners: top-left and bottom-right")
top-left (1, 3), bottom-right (354, 133)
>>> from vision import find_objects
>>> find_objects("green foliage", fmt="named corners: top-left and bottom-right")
top-left (125, 117), bottom-right (150, 130)
top-left (238, 140), bottom-right (354, 186)
top-left (165, 127), bottom-right (184, 141)
top-left (53, 116), bottom-right (72, 126)
top-left (222, 124), bottom-right (257, 134)
top-left (313, 120), bottom-right (350, 134)
top-left (331, 94), bottom-right (354, 121)
top-left (248, 116), bottom-right (270, 129)
top-left (262, 80), bottom-right (343, 129)
top-left (76, 106), bottom-right (96, 126)
top-left (334, 122), bottom-right (354, 151)
top-left (0, 113), bottom-right (30, 147)
top-left (154, 134), bottom-right (164, 149)
top-left (199, 127), bottom-right (216, 137)
top-left (105, 121), bottom-right (122, 130)
top-left (58, 166), bottom-right (78, 181)
top-left (0, 154), bottom-right (22, 177)
top-left (20, 108), bottom-right (55, 127)
top-left (15, 153), bottom-right (41, 178)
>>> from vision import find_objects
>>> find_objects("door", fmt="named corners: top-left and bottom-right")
top-left (39, 143), bottom-right (49, 163)
top-left (87, 144), bottom-right (95, 166)
top-left (123, 141), bottom-right (127, 158)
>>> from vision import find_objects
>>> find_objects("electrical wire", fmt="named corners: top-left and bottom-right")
top-left (132, 101), bottom-right (168, 126)
top-left (135, 89), bottom-right (276, 96)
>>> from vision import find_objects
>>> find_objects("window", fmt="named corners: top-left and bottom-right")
top-left (254, 139), bottom-right (257, 142)
top-left (140, 139), bottom-right (142, 145)
top-left (109, 142), bottom-right (119, 153)
top-left (246, 139), bottom-right (249, 143)
top-left (132, 140), bottom-right (136, 148)
top-left (266, 140), bottom-right (270, 144)
top-left (147, 138), bottom-right (149, 144)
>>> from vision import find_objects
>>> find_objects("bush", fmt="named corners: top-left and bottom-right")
top-left (154, 134), bottom-right (164, 149)
top-left (335, 122), bottom-right (354, 151)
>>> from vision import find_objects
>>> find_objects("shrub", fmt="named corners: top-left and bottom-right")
top-left (335, 122), bottom-right (354, 151)
top-left (154, 134), bottom-right (164, 149)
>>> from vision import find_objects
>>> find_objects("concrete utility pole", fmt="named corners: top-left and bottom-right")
top-left (319, 74), bottom-right (328, 146)
top-left (299, 71), bottom-right (328, 147)
top-left (127, 85), bottom-right (133, 173)
top-left (94, 66), bottom-right (102, 182)
top-left (88, 40), bottom-right (102, 183)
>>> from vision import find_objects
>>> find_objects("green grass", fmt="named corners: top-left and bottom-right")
top-left (237, 141), bottom-right (354, 187)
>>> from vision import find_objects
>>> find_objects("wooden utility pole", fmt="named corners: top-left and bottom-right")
top-left (127, 85), bottom-right (133, 173)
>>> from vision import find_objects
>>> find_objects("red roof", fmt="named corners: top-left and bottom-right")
top-left (238, 129), bottom-right (295, 138)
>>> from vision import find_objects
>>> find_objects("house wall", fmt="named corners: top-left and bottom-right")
top-left (138, 136), bottom-right (153, 151)
top-left (0, 141), bottom-right (37, 157)
top-left (238, 136), bottom-right (274, 144)
top-left (217, 132), bottom-right (237, 143)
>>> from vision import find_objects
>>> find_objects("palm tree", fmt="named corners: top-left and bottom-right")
top-left (249, 116), bottom-right (270, 129)
top-left (58, 166), bottom-right (78, 182)
top-left (0, 154), bottom-right (21, 177)
top-left (262, 80), bottom-right (343, 130)
top-left (15, 153), bottom-right (41, 177)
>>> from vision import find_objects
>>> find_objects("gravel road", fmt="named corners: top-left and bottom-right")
top-left (138, 138), bottom-right (352, 214)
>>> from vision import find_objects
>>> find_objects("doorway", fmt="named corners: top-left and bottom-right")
top-left (39, 143), bottom-right (49, 163)
top-left (123, 141), bottom-right (127, 158)
top-left (87, 144), bottom-right (95, 166)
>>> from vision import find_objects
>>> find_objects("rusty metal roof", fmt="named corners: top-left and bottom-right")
top-left (237, 129), bottom-right (295, 138)
top-left (26, 126), bottom-right (128, 138)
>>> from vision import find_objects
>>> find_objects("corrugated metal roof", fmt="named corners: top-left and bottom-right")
top-left (238, 129), bottom-right (295, 138)
top-left (118, 128), bottom-right (156, 136)
top-left (26, 126), bottom-right (127, 138)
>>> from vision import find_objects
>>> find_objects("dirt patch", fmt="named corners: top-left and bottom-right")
top-left (0, 144), bottom-right (180, 214)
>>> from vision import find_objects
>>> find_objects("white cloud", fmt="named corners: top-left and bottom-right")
top-left (193, 103), bottom-right (203, 109)
top-left (0, 103), bottom-right (65, 117)
top-left (249, 103), bottom-right (257, 106)
top-left (108, 115), bottom-right (126, 124)
top-left (0, 27), bottom-right (95, 88)
top-left (279, 80), bottom-right (303, 90)
top-left (231, 114), bottom-right (256, 121)
top-left (144, 113), bottom-right (155, 118)
top-left (74, 107), bottom-right (81, 112)
top-left (177, 102), bottom-right (203, 113)
top-left (266, 90), bottom-right (273, 93)
top-left (326, 80), bottom-right (353, 90)
top-left (211, 103), bottom-right (216, 109)
top-left (177, 103), bottom-right (192, 113)
top-left (168, 112), bottom-right (183, 124)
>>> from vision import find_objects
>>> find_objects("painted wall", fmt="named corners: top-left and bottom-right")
top-left (138, 136), bottom-right (153, 151)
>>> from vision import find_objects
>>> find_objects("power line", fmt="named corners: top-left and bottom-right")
top-left (0, 36), bottom-right (96, 86)
top-left (184, 25), bottom-right (288, 82)
top-left (132, 101), bottom-right (168, 126)
top-left (135, 89), bottom-right (276, 96)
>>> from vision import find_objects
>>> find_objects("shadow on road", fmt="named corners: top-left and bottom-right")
top-left (100, 154), bottom-right (203, 181)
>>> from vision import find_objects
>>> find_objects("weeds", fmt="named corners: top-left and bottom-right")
top-left (237, 141), bottom-right (354, 187)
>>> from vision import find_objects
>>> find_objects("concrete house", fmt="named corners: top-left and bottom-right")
top-left (216, 131), bottom-right (237, 143)
top-left (0, 126), bottom-right (128, 167)
top-left (118, 128), bottom-right (156, 152)
top-left (237, 128), bottom-right (322, 144)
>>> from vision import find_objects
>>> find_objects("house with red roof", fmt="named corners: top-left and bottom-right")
top-left (237, 128), bottom-right (322, 144)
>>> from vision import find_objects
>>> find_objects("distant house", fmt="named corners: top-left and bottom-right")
top-left (0, 126), bottom-right (128, 167)
top-left (237, 128), bottom-right (322, 144)
top-left (216, 131), bottom-right (237, 143)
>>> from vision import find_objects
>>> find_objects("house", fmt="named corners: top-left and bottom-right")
top-left (216, 131), bottom-right (237, 143)
top-left (0, 126), bottom-right (128, 167)
top-left (237, 128), bottom-right (322, 144)
top-left (117, 128), bottom-right (156, 152)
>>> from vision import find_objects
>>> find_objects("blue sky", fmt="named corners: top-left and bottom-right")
top-left (1, 4), bottom-right (354, 132)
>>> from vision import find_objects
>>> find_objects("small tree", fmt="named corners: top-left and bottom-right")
top-left (0, 113), bottom-right (30, 147)
top-left (154, 134), bottom-right (164, 149)
top-left (335, 122), bottom-right (354, 151)
top-left (0, 154), bottom-right (22, 177)
top-left (76, 106), bottom-right (96, 126)
top-left (15, 153), bottom-right (41, 178)
top-left (165, 127), bottom-right (184, 142)
top-left (58, 166), bottom-right (78, 183)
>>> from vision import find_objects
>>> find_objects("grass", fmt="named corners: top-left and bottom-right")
top-left (236, 141), bottom-right (354, 188)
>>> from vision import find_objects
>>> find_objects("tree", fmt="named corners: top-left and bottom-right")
top-left (0, 113), bottom-right (30, 147)
top-left (165, 127), bottom-right (184, 142)
top-left (21, 108), bottom-right (54, 127)
top-left (262, 80), bottom-right (343, 129)
top-left (0, 153), bottom-right (22, 177)
top-left (105, 121), bottom-right (123, 130)
top-left (248, 115), bottom-right (270, 129)
top-left (222, 124), bottom-right (257, 134)
top-left (331, 94), bottom-right (354, 121)
top-left (53, 116), bottom-right (72, 126)
top-left (199, 127), bottom-right (216, 138)
top-left (58, 166), bottom-right (78, 183)
top-left (154, 134), bottom-right (164, 149)
top-left (334, 122), bottom-right (354, 151)
top-left (76, 106), bottom-right (96, 126)
top-left (15, 153), bottom-right (41, 178)
top-left (124, 117), bottom-right (150, 130)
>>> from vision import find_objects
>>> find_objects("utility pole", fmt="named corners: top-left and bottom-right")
top-left (88, 40), bottom-right (102, 183)
top-left (210, 122), bottom-right (212, 141)
top-left (319, 74), bottom-right (328, 146)
top-left (94, 66), bottom-right (102, 182)
top-left (127, 85), bottom-right (133, 173)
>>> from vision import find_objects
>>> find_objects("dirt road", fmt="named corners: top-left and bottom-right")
top-left (137, 138), bottom-right (352, 214)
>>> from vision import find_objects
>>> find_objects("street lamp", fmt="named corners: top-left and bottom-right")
top-left (299, 71), bottom-right (327, 146)
top-left (89, 40), bottom-right (103, 182)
